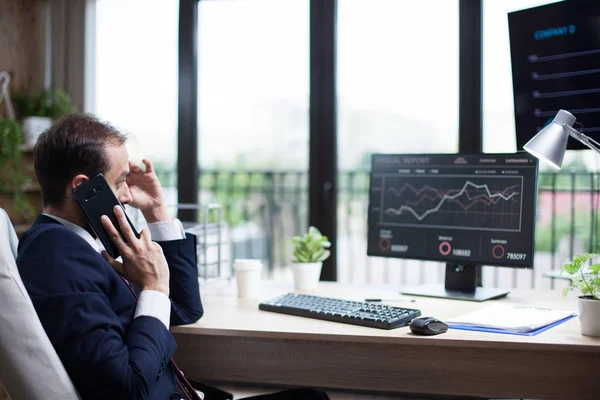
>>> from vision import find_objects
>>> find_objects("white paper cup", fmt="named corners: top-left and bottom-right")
top-left (234, 259), bottom-right (263, 298)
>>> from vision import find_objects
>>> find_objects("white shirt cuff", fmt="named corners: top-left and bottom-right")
top-left (147, 219), bottom-right (186, 241)
top-left (134, 290), bottom-right (171, 329)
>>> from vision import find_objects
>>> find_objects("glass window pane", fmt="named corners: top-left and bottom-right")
top-left (198, 0), bottom-right (309, 279)
top-left (94, 0), bottom-right (179, 198)
top-left (338, 0), bottom-right (459, 171)
top-left (482, 0), bottom-right (563, 155)
top-left (337, 0), bottom-right (459, 284)
top-left (198, 0), bottom-right (309, 170)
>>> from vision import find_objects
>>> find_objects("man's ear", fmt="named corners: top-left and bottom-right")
top-left (70, 174), bottom-right (89, 190)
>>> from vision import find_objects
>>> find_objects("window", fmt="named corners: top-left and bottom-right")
top-left (94, 0), bottom-right (179, 197)
top-left (337, 0), bottom-right (460, 171)
top-left (197, 0), bottom-right (309, 171)
top-left (337, 0), bottom-right (459, 284)
top-left (197, 0), bottom-right (310, 277)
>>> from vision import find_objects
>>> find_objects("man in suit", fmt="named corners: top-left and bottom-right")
top-left (17, 113), bottom-right (329, 400)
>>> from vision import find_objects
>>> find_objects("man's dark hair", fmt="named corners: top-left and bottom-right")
top-left (34, 113), bottom-right (128, 207)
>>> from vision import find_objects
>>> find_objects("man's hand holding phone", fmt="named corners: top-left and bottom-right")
top-left (100, 205), bottom-right (170, 296)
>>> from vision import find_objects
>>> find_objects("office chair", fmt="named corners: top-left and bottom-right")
top-left (0, 208), bottom-right (81, 399)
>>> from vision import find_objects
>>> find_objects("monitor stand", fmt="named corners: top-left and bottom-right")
top-left (399, 263), bottom-right (510, 302)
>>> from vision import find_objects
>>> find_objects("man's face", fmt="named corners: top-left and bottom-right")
top-left (102, 144), bottom-right (133, 205)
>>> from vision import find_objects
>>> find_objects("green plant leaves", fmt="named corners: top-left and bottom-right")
top-left (318, 250), bottom-right (330, 262)
top-left (562, 261), bottom-right (579, 275)
top-left (0, 119), bottom-right (21, 167)
top-left (589, 263), bottom-right (600, 274)
top-left (12, 88), bottom-right (76, 120)
top-left (293, 248), bottom-right (310, 263)
top-left (0, 119), bottom-right (34, 220)
top-left (291, 226), bottom-right (332, 263)
top-left (562, 253), bottom-right (600, 300)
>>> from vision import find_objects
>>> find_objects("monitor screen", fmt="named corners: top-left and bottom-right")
top-left (367, 153), bottom-right (539, 268)
top-left (509, 0), bottom-right (600, 150)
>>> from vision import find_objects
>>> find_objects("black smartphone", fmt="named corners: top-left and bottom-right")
top-left (72, 173), bottom-right (139, 259)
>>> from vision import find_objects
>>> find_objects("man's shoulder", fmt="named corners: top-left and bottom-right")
top-left (19, 219), bottom-right (87, 255)
top-left (17, 219), bottom-right (109, 290)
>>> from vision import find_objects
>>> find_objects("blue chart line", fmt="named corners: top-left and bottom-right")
top-left (385, 181), bottom-right (518, 221)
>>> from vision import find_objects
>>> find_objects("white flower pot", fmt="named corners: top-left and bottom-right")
top-left (291, 261), bottom-right (322, 291)
top-left (577, 296), bottom-right (600, 336)
top-left (22, 116), bottom-right (52, 145)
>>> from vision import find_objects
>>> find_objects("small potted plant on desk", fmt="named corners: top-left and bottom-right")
top-left (291, 226), bottom-right (331, 291)
top-left (562, 253), bottom-right (600, 336)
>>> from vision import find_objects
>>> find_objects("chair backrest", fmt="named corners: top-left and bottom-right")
top-left (0, 209), bottom-right (81, 399)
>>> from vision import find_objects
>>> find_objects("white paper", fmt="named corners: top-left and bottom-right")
top-left (447, 304), bottom-right (575, 332)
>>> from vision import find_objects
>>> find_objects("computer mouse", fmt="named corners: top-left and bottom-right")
top-left (409, 317), bottom-right (448, 336)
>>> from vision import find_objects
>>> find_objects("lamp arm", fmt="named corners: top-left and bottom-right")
top-left (565, 125), bottom-right (600, 154)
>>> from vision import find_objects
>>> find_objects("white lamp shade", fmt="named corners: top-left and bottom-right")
top-left (523, 110), bottom-right (577, 169)
top-left (523, 122), bottom-right (569, 169)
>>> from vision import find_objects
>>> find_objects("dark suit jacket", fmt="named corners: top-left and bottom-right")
top-left (17, 215), bottom-right (203, 400)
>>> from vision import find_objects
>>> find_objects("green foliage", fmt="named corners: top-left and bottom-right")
top-left (200, 172), bottom-right (254, 226)
top-left (538, 158), bottom-right (593, 191)
top-left (0, 119), bottom-right (21, 166)
top-left (12, 88), bottom-right (76, 120)
top-left (538, 173), bottom-right (595, 192)
top-left (535, 211), bottom-right (600, 253)
top-left (199, 171), bottom-right (289, 227)
top-left (562, 253), bottom-right (600, 300)
top-left (0, 119), bottom-right (34, 218)
top-left (291, 226), bottom-right (331, 263)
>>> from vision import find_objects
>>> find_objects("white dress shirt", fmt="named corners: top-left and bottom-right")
top-left (43, 213), bottom-right (186, 330)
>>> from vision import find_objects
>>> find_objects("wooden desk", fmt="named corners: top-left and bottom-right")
top-left (172, 281), bottom-right (600, 399)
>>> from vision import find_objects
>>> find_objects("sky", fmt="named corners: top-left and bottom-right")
top-left (93, 0), bottom-right (596, 171)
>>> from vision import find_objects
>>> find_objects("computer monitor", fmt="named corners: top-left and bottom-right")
top-left (509, 0), bottom-right (600, 150)
top-left (367, 152), bottom-right (539, 301)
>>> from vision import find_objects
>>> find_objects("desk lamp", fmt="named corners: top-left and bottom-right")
top-left (523, 109), bottom-right (600, 169)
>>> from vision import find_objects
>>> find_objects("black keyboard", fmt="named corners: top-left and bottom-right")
top-left (259, 293), bottom-right (421, 330)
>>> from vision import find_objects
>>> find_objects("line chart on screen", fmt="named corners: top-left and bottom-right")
top-left (374, 174), bottom-right (524, 232)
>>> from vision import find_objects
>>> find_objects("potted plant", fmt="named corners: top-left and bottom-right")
top-left (562, 253), bottom-right (600, 336)
top-left (291, 226), bottom-right (331, 291)
top-left (12, 88), bottom-right (76, 145)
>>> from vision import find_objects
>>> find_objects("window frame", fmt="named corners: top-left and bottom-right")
top-left (177, 0), bottom-right (484, 280)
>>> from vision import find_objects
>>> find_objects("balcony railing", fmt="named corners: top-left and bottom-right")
top-left (155, 169), bottom-right (600, 291)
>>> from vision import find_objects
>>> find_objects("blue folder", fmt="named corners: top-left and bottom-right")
top-left (448, 314), bottom-right (577, 336)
